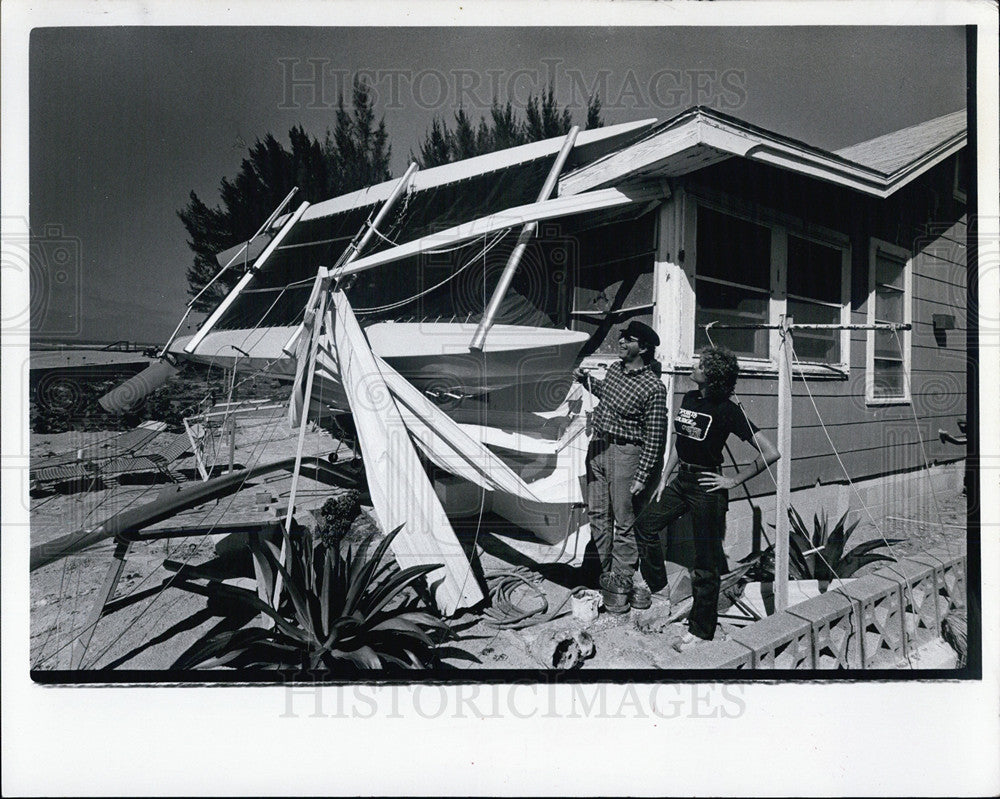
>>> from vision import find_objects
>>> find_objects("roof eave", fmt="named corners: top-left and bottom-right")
top-left (559, 108), bottom-right (968, 200)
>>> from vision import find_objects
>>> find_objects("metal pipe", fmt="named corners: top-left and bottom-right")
top-left (282, 162), bottom-right (419, 355)
top-left (184, 200), bottom-right (311, 354)
top-left (702, 323), bottom-right (912, 331)
top-left (469, 126), bottom-right (579, 352)
top-left (160, 187), bottom-right (298, 357)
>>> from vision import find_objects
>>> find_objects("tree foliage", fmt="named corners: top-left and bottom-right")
top-left (178, 79), bottom-right (391, 310)
top-left (414, 88), bottom-right (605, 168)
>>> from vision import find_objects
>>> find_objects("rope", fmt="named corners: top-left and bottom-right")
top-left (701, 321), bottom-right (921, 668)
top-left (454, 234), bottom-right (490, 618)
top-left (34, 295), bottom-right (315, 669)
top-left (353, 229), bottom-right (509, 314)
top-left (788, 339), bottom-right (916, 668)
top-left (703, 324), bottom-right (782, 493)
top-left (70, 395), bottom-right (302, 669)
top-left (481, 568), bottom-right (583, 630)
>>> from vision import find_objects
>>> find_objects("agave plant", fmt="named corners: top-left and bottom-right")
top-left (743, 507), bottom-right (902, 586)
top-left (173, 525), bottom-right (457, 672)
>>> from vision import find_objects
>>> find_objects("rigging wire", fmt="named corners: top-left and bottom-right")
top-left (788, 338), bottom-right (917, 668)
top-left (353, 229), bottom-right (510, 314)
top-left (455, 233), bottom-right (491, 611)
top-left (33, 313), bottom-right (312, 669)
top-left (67, 393), bottom-right (304, 669)
top-left (891, 327), bottom-right (956, 558)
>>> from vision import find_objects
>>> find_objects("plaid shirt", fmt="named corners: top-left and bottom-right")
top-left (590, 361), bottom-right (668, 485)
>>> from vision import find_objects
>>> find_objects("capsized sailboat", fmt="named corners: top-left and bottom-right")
top-left (100, 120), bottom-right (664, 559)
top-left (170, 321), bottom-right (589, 411)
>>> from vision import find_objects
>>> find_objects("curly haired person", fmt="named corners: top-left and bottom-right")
top-left (636, 346), bottom-right (780, 647)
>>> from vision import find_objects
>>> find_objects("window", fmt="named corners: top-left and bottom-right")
top-left (689, 201), bottom-right (850, 369)
top-left (867, 239), bottom-right (912, 402)
top-left (694, 207), bottom-right (772, 358)
top-left (786, 235), bottom-right (845, 363)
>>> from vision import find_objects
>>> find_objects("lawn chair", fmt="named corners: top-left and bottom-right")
top-left (97, 432), bottom-right (191, 485)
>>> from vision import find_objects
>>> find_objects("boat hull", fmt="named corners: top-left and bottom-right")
top-left (172, 322), bottom-right (588, 412)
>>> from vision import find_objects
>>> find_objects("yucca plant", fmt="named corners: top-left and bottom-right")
top-left (173, 525), bottom-right (457, 672)
top-left (744, 507), bottom-right (902, 587)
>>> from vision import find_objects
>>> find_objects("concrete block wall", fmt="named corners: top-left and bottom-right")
top-left (668, 549), bottom-right (966, 670)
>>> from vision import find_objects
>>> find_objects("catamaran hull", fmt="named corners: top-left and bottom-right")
top-left (172, 322), bottom-right (589, 412)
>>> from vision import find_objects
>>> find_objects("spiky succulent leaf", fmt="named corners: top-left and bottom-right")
top-left (361, 564), bottom-right (442, 620)
top-left (839, 537), bottom-right (901, 562)
top-left (173, 626), bottom-right (273, 669)
top-left (836, 552), bottom-right (898, 578)
top-left (344, 525), bottom-right (405, 613)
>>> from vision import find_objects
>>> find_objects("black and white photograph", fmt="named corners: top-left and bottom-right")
top-left (3, 1), bottom-right (997, 795)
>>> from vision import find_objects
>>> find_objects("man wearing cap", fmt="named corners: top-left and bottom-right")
top-left (574, 321), bottom-right (668, 613)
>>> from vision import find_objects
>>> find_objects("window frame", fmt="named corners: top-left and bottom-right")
top-left (866, 238), bottom-right (913, 405)
top-left (681, 191), bottom-right (852, 375)
top-left (952, 152), bottom-right (967, 205)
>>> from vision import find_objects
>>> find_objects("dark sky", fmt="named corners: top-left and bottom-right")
top-left (29, 26), bottom-right (967, 342)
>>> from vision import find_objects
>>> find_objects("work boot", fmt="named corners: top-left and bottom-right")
top-left (599, 571), bottom-right (631, 614)
top-left (628, 577), bottom-right (652, 610)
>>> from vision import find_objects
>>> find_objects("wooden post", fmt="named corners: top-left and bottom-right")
top-left (271, 289), bottom-right (329, 614)
top-left (183, 417), bottom-right (210, 481)
top-left (775, 315), bottom-right (793, 612)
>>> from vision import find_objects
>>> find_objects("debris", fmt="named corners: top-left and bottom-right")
top-left (571, 589), bottom-right (602, 624)
top-left (526, 625), bottom-right (595, 669)
top-left (635, 597), bottom-right (692, 635)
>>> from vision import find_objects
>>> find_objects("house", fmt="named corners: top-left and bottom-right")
top-left (559, 106), bottom-right (969, 562)
top-left (176, 106), bottom-right (968, 569)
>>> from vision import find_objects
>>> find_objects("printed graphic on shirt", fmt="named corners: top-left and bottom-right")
top-left (675, 407), bottom-right (713, 441)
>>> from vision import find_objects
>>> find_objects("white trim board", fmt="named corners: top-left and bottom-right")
top-left (320, 182), bottom-right (667, 278)
top-left (560, 108), bottom-right (967, 199)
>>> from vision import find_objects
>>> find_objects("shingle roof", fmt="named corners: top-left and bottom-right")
top-left (834, 109), bottom-right (966, 174)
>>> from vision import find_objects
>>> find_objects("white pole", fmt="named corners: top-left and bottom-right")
top-left (775, 315), bottom-right (793, 612)
top-left (271, 289), bottom-right (329, 613)
top-left (469, 126), bottom-right (579, 352)
top-left (184, 201), bottom-right (311, 355)
top-left (282, 163), bottom-right (419, 355)
top-left (160, 187), bottom-right (299, 357)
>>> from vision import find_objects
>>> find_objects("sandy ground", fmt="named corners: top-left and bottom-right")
top-left (30, 422), bottom-right (968, 675)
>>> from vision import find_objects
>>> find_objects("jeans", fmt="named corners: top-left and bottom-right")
top-left (586, 438), bottom-right (641, 579)
top-left (635, 470), bottom-right (729, 640)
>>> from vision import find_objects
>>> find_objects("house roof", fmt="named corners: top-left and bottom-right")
top-left (193, 106), bottom-right (967, 347)
top-left (558, 106), bottom-right (967, 199)
top-left (834, 109), bottom-right (967, 174)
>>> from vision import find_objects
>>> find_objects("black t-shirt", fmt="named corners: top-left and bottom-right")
top-left (673, 390), bottom-right (759, 467)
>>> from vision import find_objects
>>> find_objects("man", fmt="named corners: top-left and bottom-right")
top-left (575, 321), bottom-right (667, 613)
top-left (636, 346), bottom-right (780, 647)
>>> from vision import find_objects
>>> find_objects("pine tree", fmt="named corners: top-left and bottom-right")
top-left (585, 93), bottom-right (604, 130)
top-left (178, 78), bottom-right (391, 309)
top-left (413, 87), bottom-right (602, 168)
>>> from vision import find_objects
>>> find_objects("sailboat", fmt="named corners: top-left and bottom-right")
top-left (95, 119), bottom-right (666, 611)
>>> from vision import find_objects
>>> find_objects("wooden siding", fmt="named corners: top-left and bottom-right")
top-left (671, 155), bottom-right (967, 492)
